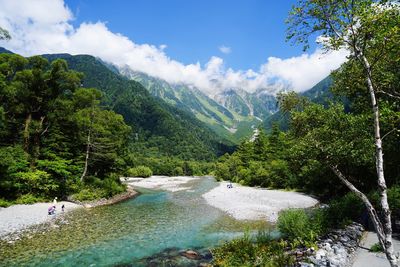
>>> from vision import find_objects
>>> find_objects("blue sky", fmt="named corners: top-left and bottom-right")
top-left (65, 0), bottom-right (305, 70)
top-left (0, 0), bottom-right (346, 93)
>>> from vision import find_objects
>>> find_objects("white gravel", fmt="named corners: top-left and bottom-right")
top-left (0, 201), bottom-right (82, 238)
top-left (202, 181), bottom-right (318, 222)
top-left (122, 175), bottom-right (199, 192)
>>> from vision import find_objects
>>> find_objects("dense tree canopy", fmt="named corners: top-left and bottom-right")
top-left (0, 54), bottom-right (130, 203)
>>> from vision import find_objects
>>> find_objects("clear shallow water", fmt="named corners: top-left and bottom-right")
top-left (0, 177), bottom-right (272, 267)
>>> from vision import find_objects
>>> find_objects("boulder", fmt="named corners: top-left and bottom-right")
top-left (182, 250), bottom-right (200, 260)
top-left (305, 222), bottom-right (364, 267)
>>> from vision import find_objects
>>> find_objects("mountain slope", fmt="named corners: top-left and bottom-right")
top-left (41, 53), bottom-right (234, 160)
top-left (214, 88), bottom-right (278, 119)
top-left (119, 67), bottom-right (277, 142)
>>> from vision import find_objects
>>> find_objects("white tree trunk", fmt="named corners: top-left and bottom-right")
top-left (330, 165), bottom-right (387, 247)
top-left (80, 105), bottom-right (95, 183)
top-left (357, 52), bottom-right (398, 267)
top-left (80, 127), bottom-right (91, 182)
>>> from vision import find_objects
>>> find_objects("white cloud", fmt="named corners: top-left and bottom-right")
top-left (219, 45), bottom-right (231, 54)
top-left (0, 0), bottom-right (347, 94)
top-left (261, 49), bottom-right (348, 92)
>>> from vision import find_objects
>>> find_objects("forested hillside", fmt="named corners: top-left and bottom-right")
top-left (42, 53), bottom-right (234, 160)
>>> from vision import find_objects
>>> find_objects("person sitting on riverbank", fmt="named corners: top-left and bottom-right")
top-left (48, 205), bottom-right (56, 215)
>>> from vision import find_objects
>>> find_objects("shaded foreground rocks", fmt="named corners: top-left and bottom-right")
top-left (299, 222), bottom-right (364, 267)
top-left (133, 247), bottom-right (212, 267)
top-left (115, 223), bottom-right (363, 267)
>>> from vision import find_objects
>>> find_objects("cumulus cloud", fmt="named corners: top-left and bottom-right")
top-left (0, 0), bottom-right (347, 94)
top-left (261, 49), bottom-right (348, 91)
top-left (219, 45), bottom-right (231, 54)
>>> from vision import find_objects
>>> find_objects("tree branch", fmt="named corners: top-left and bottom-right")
top-left (329, 164), bottom-right (387, 247)
top-left (377, 90), bottom-right (400, 100)
top-left (382, 128), bottom-right (398, 141)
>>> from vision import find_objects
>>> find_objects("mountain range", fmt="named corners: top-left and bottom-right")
top-left (119, 66), bottom-right (280, 142)
top-left (1, 47), bottom-right (332, 150)
top-left (118, 64), bottom-right (332, 141)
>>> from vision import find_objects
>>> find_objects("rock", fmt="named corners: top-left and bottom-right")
top-left (315, 249), bottom-right (326, 260)
top-left (296, 250), bottom-right (304, 257)
top-left (304, 222), bottom-right (364, 267)
top-left (182, 249), bottom-right (200, 260)
top-left (199, 250), bottom-right (212, 260)
top-left (339, 235), bottom-right (350, 243)
top-left (299, 262), bottom-right (314, 267)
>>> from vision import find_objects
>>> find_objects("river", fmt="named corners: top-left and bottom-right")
top-left (0, 177), bottom-right (272, 266)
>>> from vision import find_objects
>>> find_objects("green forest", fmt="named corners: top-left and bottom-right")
top-left (0, 53), bottom-right (133, 204)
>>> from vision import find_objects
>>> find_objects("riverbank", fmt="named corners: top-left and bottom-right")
top-left (69, 185), bottom-right (139, 208)
top-left (202, 181), bottom-right (318, 222)
top-left (122, 175), bottom-right (198, 192)
top-left (0, 185), bottom-right (139, 240)
top-left (124, 176), bottom-right (318, 223)
top-left (0, 201), bottom-right (81, 239)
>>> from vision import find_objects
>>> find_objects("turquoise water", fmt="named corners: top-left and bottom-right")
top-left (0, 177), bottom-right (272, 266)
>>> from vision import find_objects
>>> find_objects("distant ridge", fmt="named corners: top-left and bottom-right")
top-left (0, 47), bottom-right (13, 54)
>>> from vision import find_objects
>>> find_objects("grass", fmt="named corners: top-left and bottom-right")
top-left (370, 242), bottom-right (384, 252)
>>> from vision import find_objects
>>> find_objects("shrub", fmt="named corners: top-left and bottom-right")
top-left (172, 166), bottom-right (184, 176)
top-left (72, 188), bottom-right (106, 201)
top-left (370, 242), bottom-right (383, 252)
top-left (214, 162), bottom-right (230, 181)
top-left (212, 232), bottom-right (295, 267)
top-left (323, 192), bottom-right (364, 228)
top-left (13, 170), bottom-right (59, 197)
top-left (0, 198), bottom-right (13, 207)
top-left (277, 209), bottom-right (320, 243)
top-left (212, 233), bottom-right (255, 266)
top-left (15, 194), bottom-right (45, 204)
top-left (103, 173), bottom-right (126, 197)
top-left (309, 208), bottom-right (329, 236)
top-left (126, 166), bottom-right (153, 178)
top-left (71, 173), bottom-right (127, 201)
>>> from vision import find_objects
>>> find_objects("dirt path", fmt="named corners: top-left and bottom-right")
top-left (352, 232), bottom-right (400, 267)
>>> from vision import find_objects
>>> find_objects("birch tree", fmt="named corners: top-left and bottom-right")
top-left (73, 88), bottom-right (131, 182)
top-left (287, 1), bottom-right (399, 265)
